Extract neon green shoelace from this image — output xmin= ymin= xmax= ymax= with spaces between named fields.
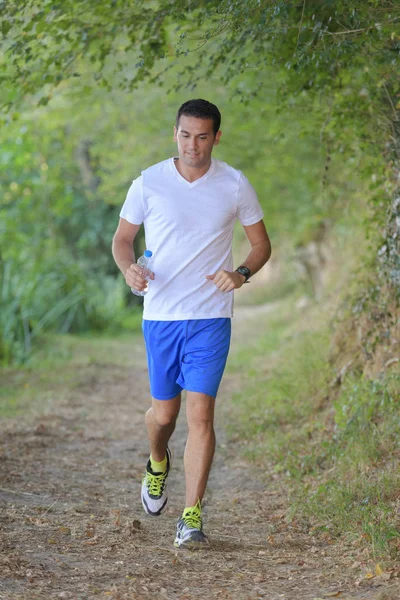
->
xmin=145 ymin=471 xmax=167 ymax=496
xmin=182 ymin=502 xmax=202 ymax=529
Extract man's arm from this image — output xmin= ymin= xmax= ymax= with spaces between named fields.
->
xmin=112 ymin=218 xmax=154 ymax=293
xmin=237 ymin=219 xmax=271 ymax=280
xmin=206 ymin=220 xmax=271 ymax=292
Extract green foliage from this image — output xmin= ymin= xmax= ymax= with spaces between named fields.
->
xmin=1 ymin=0 xmax=398 ymax=290
xmin=0 ymin=257 xmax=83 ymax=363
xmin=300 ymin=373 xmax=400 ymax=558
xmin=0 ymin=1 xmax=398 ymax=371
xmin=2 ymin=1 xmax=399 ymax=162
xmin=0 ymin=0 xmax=169 ymax=104
xmin=2 ymin=1 xmax=399 ymax=121
xmin=0 ymin=253 xmax=135 ymax=364
xmin=0 ymin=111 xmax=142 ymax=363
xmin=228 ymin=297 xmax=400 ymax=558
xmin=2 ymin=61 xmax=355 ymax=364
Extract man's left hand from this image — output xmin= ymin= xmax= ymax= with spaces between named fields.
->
xmin=205 ymin=270 xmax=245 ymax=292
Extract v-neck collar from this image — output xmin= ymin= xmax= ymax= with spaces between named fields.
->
xmin=171 ymin=157 xmax=215 ymax=187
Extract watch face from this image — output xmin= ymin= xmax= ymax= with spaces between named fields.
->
xmin=237 ymin=266 xmax=251 ymax=279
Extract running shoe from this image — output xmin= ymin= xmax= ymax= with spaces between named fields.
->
xmin=174 ymin=500 xmax=209 ymax=549
xmin=141 ymin=446 xmax=172 ymax=516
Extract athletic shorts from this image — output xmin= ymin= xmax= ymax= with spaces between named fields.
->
xmin=142 ymin=318 xmax=231 ymax=400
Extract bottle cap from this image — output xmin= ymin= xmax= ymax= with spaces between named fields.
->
xmin=144 ymin=250 xmax=153 ymax=257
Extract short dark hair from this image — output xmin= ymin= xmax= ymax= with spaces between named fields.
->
xmin=176 ymin=99 xmax=221 ymax=135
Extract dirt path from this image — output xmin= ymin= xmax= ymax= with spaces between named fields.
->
xmin=1 ymin=314 xmax=399 ymax=600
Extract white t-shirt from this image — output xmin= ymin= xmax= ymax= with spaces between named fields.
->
xmin=119 ymin=157 xmax=264 ymax=320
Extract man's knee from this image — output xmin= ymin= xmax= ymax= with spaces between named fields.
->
xmin=152 ymin=410 xmax=177 ymax=428
xmin=148 ymin=396 xmax=181 ymax=428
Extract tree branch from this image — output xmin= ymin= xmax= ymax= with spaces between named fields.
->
xmin=325 ymin=16 xmax=400 ymax=36
xmin=382 ymin=82 xmax=399 ymax=122
xmin=295 ymin=0 xmax=307 ymax=54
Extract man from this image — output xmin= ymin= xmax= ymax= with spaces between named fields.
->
xmin=112 ymin=99 xmax=271 ymax=549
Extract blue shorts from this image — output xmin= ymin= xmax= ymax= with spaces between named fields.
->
xmin=142 ymin=318 xmax=231 ymax=400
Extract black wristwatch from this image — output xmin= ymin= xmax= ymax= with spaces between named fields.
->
xmin=236 ymin=266 xmax=251 ymax=283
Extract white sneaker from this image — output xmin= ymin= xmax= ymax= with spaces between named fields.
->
xmin=174 ymin=500 xmax=209 ymax=549
xmin=141 ymin=446 xmax=172 ymax=516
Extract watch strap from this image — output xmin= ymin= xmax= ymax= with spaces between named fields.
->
xmin=236 ymin=266 xmax=251 ymax=283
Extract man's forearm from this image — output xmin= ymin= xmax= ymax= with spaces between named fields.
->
xmin=239 ymin=240 xmax=271 ymax=277
xmin=112 ymin=239 xmax=136 ymax=277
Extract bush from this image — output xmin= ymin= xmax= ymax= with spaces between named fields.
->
xmin=0 ymin=256 xmax=133 ymax=364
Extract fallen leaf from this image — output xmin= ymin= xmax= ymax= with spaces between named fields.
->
xmin=125 ymin=520 xmax=142 ymax=535
xmin=375 ymin=564 xmax=382 ymax=576
xmin=58 ymin=527 xmax=71 ymax=535
xmin=365 ymin=571 xmax=375 ymax=579
xmin=85 ymin=524 xmax=96 ymax=538
xmin=131 ymin=519 xmax=141 ymax=529
xmin=391 ymin=570 xmax=400 ymax=578
xmin=83 ymin=536 xmax=99 ymax=545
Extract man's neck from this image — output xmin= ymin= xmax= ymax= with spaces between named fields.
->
xmin=174 ymin=158 xmax=212 ymax=183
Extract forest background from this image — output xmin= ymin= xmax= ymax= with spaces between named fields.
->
xmin=1 ymin=0 xmax=400 ymax=565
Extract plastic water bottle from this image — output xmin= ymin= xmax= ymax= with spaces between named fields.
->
xmin=131 ymin=250 xmax=153 ymax=297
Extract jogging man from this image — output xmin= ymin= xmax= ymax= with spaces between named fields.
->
xmin=112 ymin=99 xmax=271 ymax=549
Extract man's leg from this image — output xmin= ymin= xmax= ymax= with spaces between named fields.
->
xmin=145 ymin=394 xmax=181 ymax=461
xmin=141 ymin=394 xmax=181 ymax=516
xmin=184 ymin=391 xmax=215 ymax=507
xmin=173 ymin=391 xmax=215 ymax=548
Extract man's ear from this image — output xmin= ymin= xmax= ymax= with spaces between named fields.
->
xmin=214 ymin=130 xmax=222 ymax=146
xmin=173 ymin=126 xmax=178 ymax=142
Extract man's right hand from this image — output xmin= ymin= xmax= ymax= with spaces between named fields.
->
xmin=124 ymin=263 xmax=155 ymax=292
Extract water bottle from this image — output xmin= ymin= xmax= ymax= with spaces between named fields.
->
xmin=131 ymin=250 xmax=153 ymax=297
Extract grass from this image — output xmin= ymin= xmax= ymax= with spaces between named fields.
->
xmin=0 ymin=328 xmax=142 ymax=419
xmin=227 ymin=296 xmax=400 ymax=560
xmin=227 ymin=300 xmax=333 ymax=461
xmin=297 ymin=373 xmax=400 ymax=557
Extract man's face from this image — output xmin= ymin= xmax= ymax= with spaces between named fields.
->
xmin=173 ymin=115 xmax=221 ymax=169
